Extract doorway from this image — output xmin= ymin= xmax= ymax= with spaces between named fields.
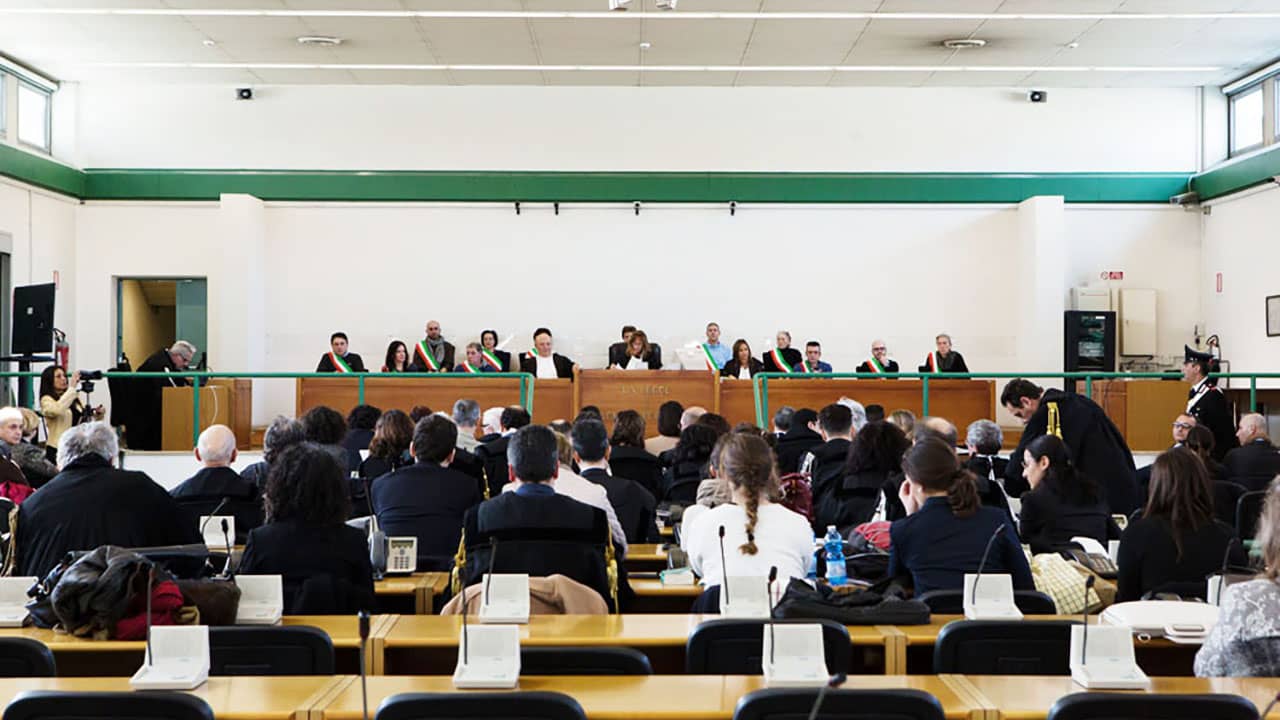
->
xmin=116 ymin=278 xmax=207 ymax=367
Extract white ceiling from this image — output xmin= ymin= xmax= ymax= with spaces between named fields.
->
xmin=1 ymin=0 xmax=1278 ymax=87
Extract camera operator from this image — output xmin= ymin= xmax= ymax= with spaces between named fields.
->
xmin=128 ymin=340 xmax=198 ymax=451
xmin=38 ymin=365 xmax=105 ymax=465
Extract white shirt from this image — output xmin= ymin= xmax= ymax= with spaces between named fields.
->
xmin=685 ymin=501 xmax=815 ymax=587
xmin=535 ymin=354 xmax=558 ymax=379
xmin=503 ymin=466 xmax=627 ymax=552
xmin=625 ymin=355 xmax=647 ymax=370
xmin=738 ymin=367 xmax=751 ymax=380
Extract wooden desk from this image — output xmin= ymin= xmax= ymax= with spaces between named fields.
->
xmin=721 ymin=379 xmax=995 ymax=430
xmin=376 ymin=573 xmax=448 ymax=614
xmin=1092 ymin=379 xmax=1191 ymax=452
xmin=296 ymin=376 xmax=528 ymax=419
xmin=319 ymin=675 xmax=978 ymax=720
xmin=577 ymin=370 xmax=719 ymax=432
xmin=627 ymin=543 xmax=669 ymax=571
xmin=958 ymin=675 xmax=1280 ymax=720
xmin=162 ymin=379 xmax=253 ymax=451
xmin=629 ymin=577 xmax=703 ymax=614
xmin=0 ymin=676 xmax=339 ymax=720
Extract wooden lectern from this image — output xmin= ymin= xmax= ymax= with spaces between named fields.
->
xmin=161 ymin=379 xmax=253 ymax=450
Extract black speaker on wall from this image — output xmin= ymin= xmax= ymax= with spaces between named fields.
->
xmin=12 ymin=283 xmax=55 ymax=356
xmin=1064 ymin=310 xmax=1116 ymax=374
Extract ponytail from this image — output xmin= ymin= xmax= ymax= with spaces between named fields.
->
xmin=947 ymin=468 xmax=980 ymax=518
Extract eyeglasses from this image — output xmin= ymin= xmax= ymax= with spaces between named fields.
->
xmin=1172 ymin=422 xmax=1194 ymax=430
xmin=872 ymin=347 xmax=887 ymax=353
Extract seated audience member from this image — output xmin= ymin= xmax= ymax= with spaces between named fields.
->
xmin=645 ymin=400 xmax=684 ymax=456
xmin=16 ymin=422 xmax=201 ymax=579
xmin=359 ymin=410 xmax=415 ymax=481
xmin=864 ymin=404 xmax=886 ymax=424
xmin=169 ymin=424 xmax=261 ymax=542
xmin=770 ymin=406 xmax=796 ymax=437
xmin=316 ymin=332 xmax=366 ymax=373
xmin=549 ymin=419 xmax=573 ymax=436
xmin=480 ymin=329 xmax=512 ymax=373
xmin=455 ymin=342 xmax=498 ymax=373
xmin=889 ymin=437 xmax=1034 ymax=596
xmin=519 ymin=327 xmax=577 ymax=379
xmin=606 ymin=325 xmax=637 ymax=368
xmin=1196 ymin=477 xmax=1280 ymax=677
xmin=409 ymin=320 xmax=455 ymax=372
xmin=963 ymin=419 xmax=1015 ymax=518
xmin=1224 ymin=413 xmax=1280 ymax=492
xmin=914 ymin=416 xmax=958 ymax=449
xmin=576 ymin=406 xmax=604 ymax=423
xmin=1018 ymin=435 xmax=1120 ymax=554
xmin=795 ymin=341 xmax=832 ymax=373
xmin=686 ymin=432 xmax=815 ymax=592
xmin=381 ymin=340 xmax=410 ymax=373
xmin=857 ymin=339 xmax=899 ymax=375
xmin=801 ymin=403 xmax=856 ymax=489
xmin=343 ymin=404 xmax=382 ymax=470
xmin=681 ymin=434 xmax=734 ymax=549
xmin=615 ymin=329 xmax=662 ymax=370
xmin=372 ymin=415 xmax=483 ymax=570
xmin=475 ymin=406 xmax=532 ymax=498
xmin=720 ymin=339 xmax=764 ymax=380
xmin=1137 ymin=413 xmax=1197 ymax=495
xmin=659 ymin=405 xmax=708 ymax=467
xmin=303 ymin=406 xmax=354 ymax=473
xmin=816 ymin=420 xmax=910 ymax=533
xmin=696 ymin=412 xmax=732 ymax=439
xmin=762 ymin=331 xmax=803 ymax=374
xmin=574 ymin=419 xmax=660 ymax=544
xmin=409 ymin=405 xmax=433 ymax=423
xmin=775 ymin=408 xmax=823 ymax=475
xmin=663 ymin=424 xmax=719 ymax=504
xmin=0 ymin=407 xmax=56 ymax=487
xmin=608 ymin=410 xmax=664 ymax=499
xmin=239 ymin=443 xmax=375 ymax=614
xmin=241 ymin=416 xmax=305 ymax=489
xmin=888 ymin=408 xmax=916 ymax=438
xmin=479 ymin=406 xmax=503 ymax=442
xmin=1183 ymin=425 xmax=1226 ymax=483
xmin=1118 ymin=447 xmax=1247 ymax=602
xmin=452 ymin=399 xmax=482 ymax=452
xmin=918 ymin=333 xmax=969 ymax=374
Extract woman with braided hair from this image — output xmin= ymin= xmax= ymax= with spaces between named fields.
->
xmin=685 ymin=432 xmax=815 ymax=594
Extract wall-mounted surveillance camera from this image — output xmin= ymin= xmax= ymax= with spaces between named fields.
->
xmin=1027 ymin=89 xmax=1047 ymax=103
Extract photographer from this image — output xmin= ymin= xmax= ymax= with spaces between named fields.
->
xmin=38 ymin=365 xmax=105 ymax=464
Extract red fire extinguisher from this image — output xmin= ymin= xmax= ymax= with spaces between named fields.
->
xmin=53 ymin=329 xmax=69 ymax=368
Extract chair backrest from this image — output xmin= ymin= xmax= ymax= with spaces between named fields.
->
xmin=3 ymin=691 xmax=215 ymax=720
xmin=1213 ymin=482 xmax=1248 ymax=526
xmin=933 ymin=620 xmax=1075 ymax=675
xmin=519 ymin=647 xmax=652 ymax=675
xmin=685 ymin=618 xmax=852 ymax=674
xmin=1237 ymin=491 xmax=1266 ymax=540
xmin=917 ymin=589 xmax=1058 ymax=615
xmin=461 ymin=530 xmax=615 ymax=612
xmin=1046 ymin=692 xmax=1259 ymax=720
xmin=733 ymin=688 xmax=945 ymax=720
xmin=663 ymin=479 xmax=701 ymax=505
xmin=375 ymin=691 xmax=586 ymax=720
xmin=175 ymin=497 xmax=263 ymax=545
xmin=208 ymin=625 xmax=334 ymax=675
xmin=0 ymin=638 xmax=56 ymax=677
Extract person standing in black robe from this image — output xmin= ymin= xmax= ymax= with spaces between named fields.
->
xmin=1182 ymin=345 xmax=1235 ymax=462
xmin=918 ymin=333 xmax=970 ymax=374
xmin=128 ymin=341 xmax=197 ymax=451
xmin=1001 ymin=377 xmax=1139 ymax=514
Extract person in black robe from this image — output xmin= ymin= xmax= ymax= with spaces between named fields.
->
xmin=128 ymin=341 xmax=197 ymax=451
xmin=1182 ymin=345 xmax=1235 ymax=462
xmin=918 ymin=333 xmax=970 ymax=374
xmin=1001 ymin=378 xmax=1139 ymax=514
xmin=480 ymin=330 xmax=513 ymax=373
xmin=761 ymin=331 xmax=803 ymax=373
xmin=606 ymin=325 xmax=637 ymax=368
xmin=856 ymin=340 xmax=900 ymax=374
xmin=518 ymin=328 xmax=576 ymax=379
xmin=315 ymin=332 xmax=366 ymax=373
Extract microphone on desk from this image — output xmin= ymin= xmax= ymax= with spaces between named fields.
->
xmin=718 ymin=525 xmax=730 ymax=609
xmin=1261 ymin=691 xmax=1280 ymax=719
xmin=483 ymin=537 xmax=499 ymax=606
xmin=804 ymin=672 xmax=848 ymax=720
xmin=1080 ymin=575 xmax=1096 ymax=666
xmin=365 ymin=483 xmax=387 ymax=581
xmin=358 ymin=610 xmax=371 ymax=720
xmin=143 ymin=562 xmax=156 ymax=668
xmin=460 ymin=563 xmax=472 ymax=664
xmin=219 ymin=518 xmax=234 ymax=579
xmin=199 ymin=497 xmax=230 ymax=535
xmin=970 ymin=522 xmax=1007 ymax=607
xmin=766 ymin=566 xmax=778 ymax=665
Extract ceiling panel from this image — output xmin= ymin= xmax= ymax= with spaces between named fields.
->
xmin=346 ymin=68 xmax=455 ymax=83
xmin=542 ymin=69 xmax=641 ymax=84
xmin=732 ymin=70 xmax=840 ymax=86
xmin=248 ymin=68 xmax=360 ymax=83
xmin=416 ymin=19 xmax=540 ymax=63
xmin=994 ymin=0 xmax=1125 ymax=10
xmin=827 ymin=70 xmax=934 ymax=86
xmin=446 ymin=68 xmax=547 ymax=84
xmin=740 ymin=19 xmax=868 ymax=66
xmin=640 ymin=19 xmax=756 ymax=64
xmin=876 ymin=0 xmax=1004 ymax=10
xmin=530 ymin=18 xmax=639 ymax=64
xmin=923 ymin=70 xmax=1036 ymax=86
xmin=639 ymin=70 xmax=735 ymax=86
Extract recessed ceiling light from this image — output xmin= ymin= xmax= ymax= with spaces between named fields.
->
xmin=942 ymin=38 xmax=987 ymax=49
xmin=639 ymin=41 xmax=651 ymax=50
xmin=296 ymin=35 xmax=342 ymax=46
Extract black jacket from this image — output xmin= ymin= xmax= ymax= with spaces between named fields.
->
xmin=372 ymin=462 xmax=483 ymax=570
xmin=358 ymin=451 xmax=413 ymax=482
xmin=918 ymin=351 xmax=969 ymax=374
xmin=16 ymin=455 xmax=201 ymax=579
xmin=475 ymin=435 xmax=513 ymax=498
xmin=316 ymin=352 xmax=366 ymax=373
xmin=408 ymin=340 xmax=456 ymax=372
xmin=608 ymin=343 xmax=664 ymax=370
xmin=761 ymin=347 xmax=802 ymax=373
xmin=856 ymin=359 xmax=900 ymax=374
xmin=519 ymin=353 xmax=576 ymax=379
xmin=238 ymin=519 xmax=375 ymax=615
xmin=169 ymin=466 xmax=263 ymax=544
xmin=805 ymin=438 xmax=851 ymax=495
xmin=720 ymin=357 xmax=764 ymax=379
xmin=342 ymin=429 xmax=374 ymax=471
xmin=487 ymin=349 xmax=513 ymax=373
xmin=607 ymin=445 xmax=664 ymax=499
xmin=128 ymin=349 xmax=191 ymax=451
xmin=814 ymin=466 xmax=900 ymax=535
xmin=1116 ymin=516 xmax=1247 ymax=602
xmin=1188 ymin=384 xmax=1237 ymax=462
xmin=1018 ymin=484 xmax=1121 ymax=554
xmin=581 ymin=467 xmax=660 ymax=544
xmin=1223 ymin=439 xmax=1280 ymax=492
xmin=775 ymin=427 xmax=823 ymax=476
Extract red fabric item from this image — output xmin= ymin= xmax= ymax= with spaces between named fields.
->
xmin=114 ymin=580 xmax=184 ymax=640
xmin=0 ymin=481 xmax=33 ymax=505
xmin=853 ymin=521 xmax=892 ymax=551
xmin=777 ymin=472 xmax=813 ymax=522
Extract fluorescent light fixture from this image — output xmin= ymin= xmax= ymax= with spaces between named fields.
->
xmin=85 ymin=62 xmax=1220 ymax=73
xmin=1223 ymin=58 xmax=1280 ymax=95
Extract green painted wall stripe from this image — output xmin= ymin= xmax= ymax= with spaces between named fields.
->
xmin=0 ymin=143 xmax=85 ymax=197
xmin=1189 ymin=144 xmax=1280 ymax=200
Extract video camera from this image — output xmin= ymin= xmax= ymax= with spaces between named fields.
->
xmin=78 ymin=370 xmax=104 ymax=393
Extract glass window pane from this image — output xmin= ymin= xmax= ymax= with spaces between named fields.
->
xmin=1232 ymin=87 xmax=1264 ymax=153
xmin=17 ymin=82 xmax=50 ymax=151
xmin=0 ymin=72 xmax=6 ymax=135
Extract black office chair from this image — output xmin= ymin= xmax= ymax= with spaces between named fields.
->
xmin=733 ymin=688 xmax=945 ymax=720
xmin=375 ymin=692 xmax=586 ymax=720
xmin=916 ymin=589 xmax=1058 ymax=615
xmin=933 ymin=620 xmax=1075 ymax=675
xmin=662 ymin=479 xmax=701 ymax=505
xmin=1237 ymin=491 xmax=1266 ymax=540
xmin=520 ymin=647 xmax=652 ymax=675
xmin=208 ymin=626 xmax=334 ymax=675
xmin=3 ymin=691 xmax=214 ymax=720
xmin=1046 ymin=692 xmax=1260 ymax=720
xmin=0 ymin=638 xmax=56 ymax=677
xmin=1213 ymin=482 xmax=1248 ymax=527
xmin=686 ymin=618 xmax=851 ymax=675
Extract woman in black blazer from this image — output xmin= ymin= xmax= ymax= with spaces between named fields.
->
xmin=1018 ymin=434 xmax=1120 ymax=553
xmin=720 ymin=339 xmax=764 ymax=379
xmin=480 ymin=329 xmax=513 ymax=373
xmin=239 ymin=442 xmax=376 ymax=615
xmin=613 ymin=329 xmax=662 ymax=370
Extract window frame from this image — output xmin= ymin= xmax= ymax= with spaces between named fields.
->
xmin=0 ymin=71 xmax=7 ymax=138
xmin=1229 ymin=82 xmax=1266 ymax=157
xmin=15 ymin=78 xmax=52 ymax=154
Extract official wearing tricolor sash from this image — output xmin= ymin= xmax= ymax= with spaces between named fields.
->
xmin=316 ymin=332 xmax=366 ymax=373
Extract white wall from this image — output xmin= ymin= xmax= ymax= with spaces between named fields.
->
xmin=72 ymin=84 xmax=1199 ymax=172
xmin=0 ymin=178 xmax=77 ymax=368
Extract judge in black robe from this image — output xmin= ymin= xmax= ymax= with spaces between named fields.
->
xmin=480 ymin=330 xmax=513 ymax=372
xmin=918 ymin=334 xmax=969 ymax=374
xmin=1183 ymin=345 xmax=1235 ymax=461
xmin=129 ymin=345 xmax=194 ymax=451
xmin=316 ymin=353 xmax=365 ymax=372
xmin=856 ymin=340 xmax=899 ymax=375
xmin=762 ymin=347 xmax=802 ymax=373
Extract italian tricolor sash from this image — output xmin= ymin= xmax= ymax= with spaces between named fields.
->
xmin=865 ymin=357 xmax=887 ymax=374
xmin=924 ymin=352 xmax=940 ymax=374
xmin=481 ymin=349 xmax=503 ymax=370
xmin=328 ymin=352 xmax=353 ymax=373
xmin=700 ymin=344 xmax=717 ymax=371
xmin=769 ymin=349 xmax=794 ymax=373
xmin=415 ymin=341 xmax=442 ymax=371
xmin=798 ymin=360 xmax=814 ymax=374
xmin=460 ymin=361 xmax=482 ymax=374
xmin=525 ymin=348 xmax=537 ymax=359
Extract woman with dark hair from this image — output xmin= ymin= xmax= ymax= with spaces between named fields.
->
xmin=1018 ymin=434 xmax=1120 ymax=554
xmin=813 ymin=421 xmax=910 ymax=533
xmin=645 ymin=400 xmax=683 ymax=456
xmin=1118 ymin=447 xmax=1247 ymax=602
xmin=662 ymin=424 xmax=719 ymax=504
xmin=381 ymin=340 xmax=409 ymax=373
xmin=616 ymin=329 xmax=661 ymax=370
xmin=238 ymin=443 xmax=375 ymax=614
xmin=38 ymin=365 xmax=103 ymax=463
xmin=889 ymin=437 xmax=1034 ymax=596
xmin=480 ymin=329 xmax=512 ymax=373
xmin=359 ymin=410 xmax=414 ymax=480
xmin=608 ymin=410 xmax=663 ymax=498
xmin=241 ymin=416 xmax=305 ymax=489
xmin=302 ymin=405 xmax=353 ymax=476
xmin=720 ymin=339 xmax=763 ymax=380
xmin=1183 ymin=424 xmax=1227 ymax=483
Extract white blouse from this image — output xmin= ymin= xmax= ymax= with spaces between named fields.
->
xmin=685 ymin=501 xmax=815 ymax=587
xmin=535 ymin=355 xmax=558 ymax=379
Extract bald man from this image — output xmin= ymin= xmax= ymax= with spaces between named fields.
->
xmin=410 ymin=320 xmax=456 ymax=372
xmin=169 ymin=424 xmax=262 ymax=542
xmin=1223 ymin=414 xmax=1280 ymax=492
xmin=856 ymin=340 xmax=900 ymax=375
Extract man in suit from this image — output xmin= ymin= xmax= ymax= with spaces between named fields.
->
xmin=409 ymin=320 xmax=455 ymax=372
xmin=796 ymin=341 xmax=832 ymax=373
xmin=372 ymin=415 xmax=483 ymax=570
xmin=1183 ymin=345 xmax=1235 ymax=461
xmin=763 ymin=330 xmax=803 ymax=373
xmin=1002 ymin=378 xmax=1139 ymax=513
xmin=572 ymin=418 xmax=659 ymax=544
xmin=128 ymin=340 xmax=197 ymax=450
xmin=454 ymin=342 xmax=498 ymax=373
xmin=856 ymin=340 xmax=900 ymax=375
xmin=519 ymin=327 xmax=577 ymax=379
xmin=919 ymin=333 xmax=969 ymax=374
xmin=1136 ymin=413 xmax=1196 ymax=495
xmin=1223 ymin=413 xmax=1280 ymax=492
xmin=802 ymin=403 xmax=855 ymax=498
xmin=607 ymin=325 xmax=637 ymax=368
xmin=475 ymin=406 xmax=531 ymax=498
xmin=169 ymin=424 xmax=261 ymax=543
xmin=316 ymin=332 xmax=366 ymax=373
xmin=775 ymin=408 xmax=823 ymax=475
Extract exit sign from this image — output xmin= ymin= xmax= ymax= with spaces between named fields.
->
xmin=1099 ymin=271 xmax=1124 ymax=280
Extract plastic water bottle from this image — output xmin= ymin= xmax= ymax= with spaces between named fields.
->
xmin=824 ymin=525 xmax=847 ymax=587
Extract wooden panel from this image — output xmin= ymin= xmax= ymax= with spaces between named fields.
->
xmin=1094 ymin=379 xmax=1191 ymax=452
xmin=296 ymin=376 xmax=527 ymax=418
xmin=161 ymin=379 xmax=252 ymax=451
xmin=963 ymin=675 xmax=1280 ymax=720
xmin=532 ymin=378 xmax=574 ymax=424
xmin=578 ymin=370 xmax=718 ymax=431
xmin=0 ymin=677 xmax=339 ymax=720
xmin=731 ymin=379 xmax=995 ymax=431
